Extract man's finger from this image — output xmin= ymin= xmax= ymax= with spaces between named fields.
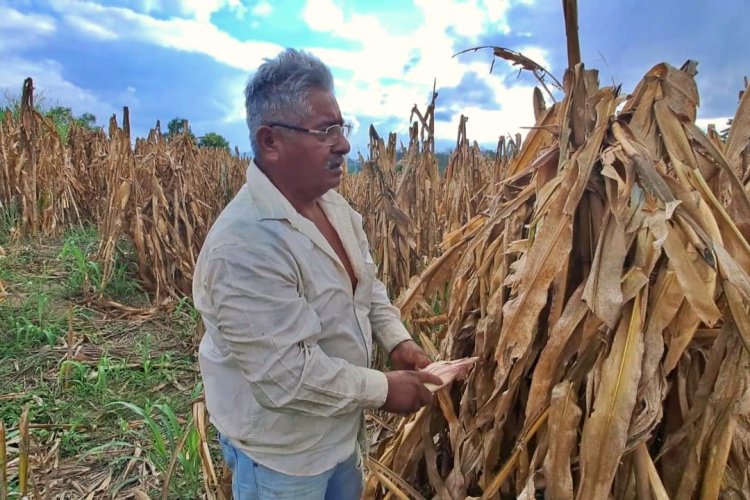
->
xmin=413 ymin=355 xmax=432 ymax=370
xmin=418 ymin=384 xmax=434 ymax=405
xmin=416 ymin=370 xmax=444 ymax=386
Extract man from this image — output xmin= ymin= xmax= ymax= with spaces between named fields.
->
xmin=193 ymin=48 xmax=442 ymax=499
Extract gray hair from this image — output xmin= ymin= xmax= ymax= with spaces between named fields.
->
xmin=244 ymin=48 xmax=334 ymax=156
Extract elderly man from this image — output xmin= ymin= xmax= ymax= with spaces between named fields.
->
xmin=193 ymin=48 xmax=441 ymax=499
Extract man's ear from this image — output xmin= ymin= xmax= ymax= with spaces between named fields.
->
xmin=256 ymin=126 xmax=280 ymax=163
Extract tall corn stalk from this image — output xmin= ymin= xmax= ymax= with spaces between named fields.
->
xmin=365 ymin=61 xmax=750 ymax=499
xmin=0 ymin=78 xmax=84 ymax=237
xmin=95 ymin=122 xmax=247 ymax=303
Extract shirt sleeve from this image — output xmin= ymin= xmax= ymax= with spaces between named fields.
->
xmin=350 ymin=208 xmax=413 ymax=354
xmin=203 ymin=243 xmax=388 ymax=417
xmin=366 ymin=254 xmax=413 ymax=354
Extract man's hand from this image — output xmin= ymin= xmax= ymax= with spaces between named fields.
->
xmin=381 ymin=370 xmax=444 ymax=415
xmin=389 ymin=340 xmax=432 ymax=370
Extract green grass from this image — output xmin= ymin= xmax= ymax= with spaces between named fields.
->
xmin=57 ymin=225 xmax=147 ymax=303
xmin=0 ymin=198 xmax=19 ymax=245
xmin=0 ymin=226 xmax=216 ymax=498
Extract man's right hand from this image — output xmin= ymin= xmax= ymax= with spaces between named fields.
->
xmin=381 ymin=370 xmax=444 ymax=415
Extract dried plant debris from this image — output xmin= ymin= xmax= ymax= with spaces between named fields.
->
xmin=364 ymin=63 xmax=750 ymax=499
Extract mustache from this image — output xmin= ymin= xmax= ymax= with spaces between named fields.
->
xmin=325 ymin=157 xmax=345 ymax=169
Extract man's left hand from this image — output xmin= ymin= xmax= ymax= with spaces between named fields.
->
xmin=389 ymin=340 xmax=433 ymax=371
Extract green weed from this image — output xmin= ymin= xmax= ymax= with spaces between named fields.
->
xmin=94 ymin=355 xmax=111 ymax=393
xmin=4 ymin=293 xmax=65 ymax=350
xmin=0 ymin=236 xmax=206 ymax=496
xmin=57 ymin=360 xmax=90 ymax=391
xmin=0 ymin=198 xmax=19 ymax=243
xmin=110 ymin=395 xmax=203 ymax=497
xmin=58 ymin=225 xmax=145 ymax=301
xmin=173 ymin=296 xmax=200 ymax=323
xmin=59 ymin=238 xmax=102 ymax=295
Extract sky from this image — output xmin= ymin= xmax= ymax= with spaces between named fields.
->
xmin=0 ymin=0 xmax=747 ymax=156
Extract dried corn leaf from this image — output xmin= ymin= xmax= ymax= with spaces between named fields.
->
xmin=577 ymin=293 xmax=645 ymax=499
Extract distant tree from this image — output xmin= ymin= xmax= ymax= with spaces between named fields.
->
xmin=346 ymin=156 xmax=361 ymax=173
xmin=435 ymin=151 xmax=451 ymax=171
xmin=76 ymin=112 xmax=97 ymax=129
xmin=0 ymin=93 xmax=17 ymax=123
xmin=0 ymin=92 xmax=97 ymax=136
xmin=198 ymin=132 xmax=230 ymax=150
xmin=45 ymin=106 xmax=98 ymax=140
xmin=47 ymin=105 xmax=75 ymax=126
xmin=167 ymin=117 xmax=195 ymax=139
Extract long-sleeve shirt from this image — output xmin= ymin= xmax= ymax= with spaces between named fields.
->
xmin=192 ymin=161 xmax=412 ymax=476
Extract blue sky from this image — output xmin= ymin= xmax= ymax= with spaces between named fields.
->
xmin=1 ymin=0 xmax=746 ymax=155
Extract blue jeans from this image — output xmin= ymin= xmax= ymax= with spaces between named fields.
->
xmin=219 ymin=434 xmax=364 ymax=499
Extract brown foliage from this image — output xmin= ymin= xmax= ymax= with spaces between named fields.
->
xmin=0 ymin=79 xmax=249 ymax=305
xmin=364 ymin=63 xmax=750 ymax=499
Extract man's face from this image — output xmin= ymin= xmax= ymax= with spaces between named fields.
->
xmin=276 ymin=89 xmax=351 ymax=199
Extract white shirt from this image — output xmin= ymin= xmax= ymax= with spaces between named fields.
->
xmin=193 ymin=161 xmax=411 ymax=475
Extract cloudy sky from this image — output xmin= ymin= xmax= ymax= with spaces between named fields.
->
xmin=1 ymin=0 xmax=746 ymax=155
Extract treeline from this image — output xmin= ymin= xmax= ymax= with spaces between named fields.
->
xmin=0 ymin=91 xmax=232 ymax=150
xmin=346 ymin=148 xmax=497 ymax=173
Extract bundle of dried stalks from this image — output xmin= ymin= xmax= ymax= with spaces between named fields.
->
xmin=0 ymin=78 xmax=85 ymax=237
xmin=342 ymin=92 xmax=516 ymax=298
xmin=438 ymin=115 xmax=518 ymax=237
xmin=95 ymin=126 xmax=247 ymax=302
xmin=67 ymin=121 xmax=116 ymax=223
xmin=0 ymin=79 xmax=249 ymax=304
xmin=365 ymin=62 xmax=750 ymax=499
xmin=347 ymin=125 xmax=418 ymax=295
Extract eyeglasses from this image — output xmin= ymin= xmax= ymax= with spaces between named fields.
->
xmin=268 ymin=122 xmax=352 ymax=145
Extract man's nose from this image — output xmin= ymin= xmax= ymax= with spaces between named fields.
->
xmin=331 ymin=133 xmax=351 ymax=155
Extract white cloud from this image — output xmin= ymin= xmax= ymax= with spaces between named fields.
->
xmin=437 ymin=85 xmax=537 ymax=144
xmin=513 ymin=45 xmax=552 ymax=73
xmin=411 ymin=0 xmax=512 ymax=38
xmin=0 ymin=5 xmax=56 ymax=51
xmin=695 ymin=116 xmax=732 ymax=131
xmin=302 ymin=0 xmax=344 ymax=33
xmin=11 ymin=0 xmax=540 ymax=148
xmin=0 ymin=56 xmax=114 ymax=121
xmin=298 ymin=0 xmax=539 ymax=145
xmin=0 ymin=5 xmax=56 ymax=33
xmin=46 ymin=0 xmax=282 ymax=72
xmin=65 ymin=15 xmax=118 ymax=40
xmin=220 ymin=74 xmax=250 ymax=123
xmin=139 ymin=0 xmax=162 ymax=13
xmin=251 ymin=0 xmax=272 ymax=17
xmin=175 ymin=0 xmax=248 ymax=21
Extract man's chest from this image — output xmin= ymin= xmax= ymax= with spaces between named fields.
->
xmin=308 ymin=207 xmax=359 ymax=292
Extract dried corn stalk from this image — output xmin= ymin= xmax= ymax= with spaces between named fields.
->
xmin=96 ymin=124 xmax=247 ymax=302
xmin=0 ymin=78 xmax=85 ymax=237
xmin=366 ymin=62 xmax=750 ymax=499
xmin=0 ymin=81 xmax=249 ymax=305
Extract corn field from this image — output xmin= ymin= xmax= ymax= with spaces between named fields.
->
xmin=0 ymin=78 xmax=248 ymax=307
xmin=2 ymin=37 xmax=750 ymax=500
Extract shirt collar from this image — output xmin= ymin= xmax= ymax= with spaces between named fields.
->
xmin=246 ymin=160 xmax=357 ymax=273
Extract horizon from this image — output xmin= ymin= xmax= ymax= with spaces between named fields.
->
xmin=1 ymin=1 xmax=745 ymax=155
